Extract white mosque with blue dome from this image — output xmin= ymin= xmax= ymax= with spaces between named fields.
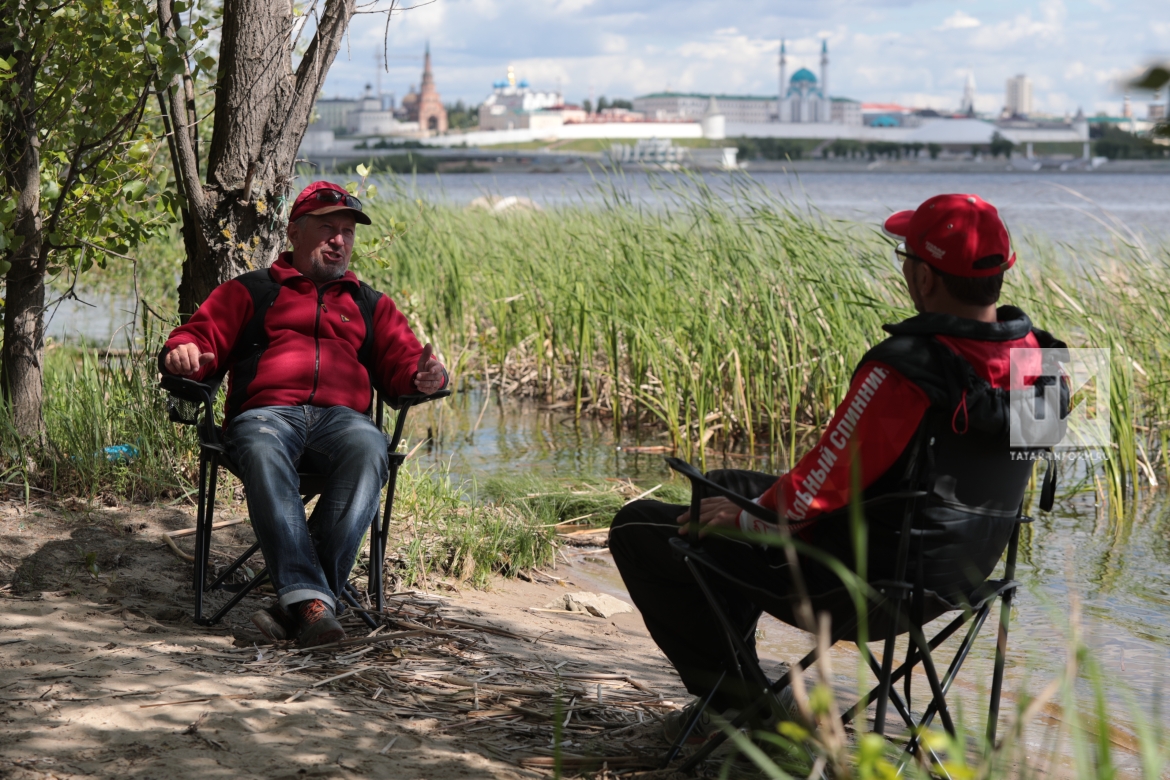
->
xmin=633 ymin=39 xmax=860 ymax=126
xmin=777 ymin=40 xmax=834 ymax=123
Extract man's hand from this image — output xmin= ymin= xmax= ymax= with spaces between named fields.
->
xmin=164 ymin=343 xmax=214 ymax=377
xmin=412 ymin=343 xmax=447 ymax=395
xmin=676 ymin=496 xmax=742 ymax=537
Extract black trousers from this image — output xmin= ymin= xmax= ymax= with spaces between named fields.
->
xmin=609 ymin=469 xmax=840 ymax=712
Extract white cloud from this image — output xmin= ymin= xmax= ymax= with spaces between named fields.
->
xmin=938 ymin=11 xmax=980 ymax=31
xmin=1064 ymin=61 xmax=1086 ymax=80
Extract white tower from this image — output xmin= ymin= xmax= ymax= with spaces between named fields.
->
xmin=961 ymin=71 xmax=976 ymax=116
xmin=778 ymin=39 xmax=787 ymax=122
xmin=820 ymin=40 xmax=829 ymax=99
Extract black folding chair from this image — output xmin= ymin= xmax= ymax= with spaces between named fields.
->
xmin=160 ymin=373 xmax=450 ymax=628
xmin=659 ymin=453 xmax=1050 ymax=772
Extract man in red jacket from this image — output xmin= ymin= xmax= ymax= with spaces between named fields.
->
xmin=610 ymin=194 xmax=1064 ymax=739
xmin=161 ymin=182 xmax=447 ymax=646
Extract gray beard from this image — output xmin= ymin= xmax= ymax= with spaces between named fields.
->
xmin=306 ymin=256 xmax=348 ymax=282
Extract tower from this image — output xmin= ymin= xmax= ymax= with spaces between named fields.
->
xmin=778 ymin=39 xmax=787 ymax=121
xmin=416 ymin=41 xmax=448 ymax=134
xmin=820 ymin=40 xmax=828 ymax=101
xmin=961 ymin=71 xmax=976 ymax=116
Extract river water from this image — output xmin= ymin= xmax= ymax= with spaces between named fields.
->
xmin=403 ymin=390 xmax=1170 ymax=770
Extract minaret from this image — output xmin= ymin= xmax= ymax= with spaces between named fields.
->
xmin=778 ymin=39 xmax=787 ymax=122
xmin=820 ymin=40 xmax=829 ymax=98
xmin=961 ymin=71 xmax=976 ymax=116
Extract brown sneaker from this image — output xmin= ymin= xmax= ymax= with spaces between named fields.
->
xmin=250 ymin=604 xmax=295 ymax=643
xmin=294 ymin=599 xmax=346 ymax=647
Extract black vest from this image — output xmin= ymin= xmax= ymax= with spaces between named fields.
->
xmin=810 ymin=306 xmax=1067 ymax=601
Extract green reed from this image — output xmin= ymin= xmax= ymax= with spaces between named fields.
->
xmin=343 ymin=177 xmax=1170 ymax=512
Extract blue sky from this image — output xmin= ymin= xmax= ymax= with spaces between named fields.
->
xmin=322 ymin=0 xmax=1168 ymax=116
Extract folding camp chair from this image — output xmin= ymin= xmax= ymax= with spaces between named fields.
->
xmin=160 ymin=373 xmax=451 ymax=628
xmin=659 ymin=452 xmax=1051 ymax=772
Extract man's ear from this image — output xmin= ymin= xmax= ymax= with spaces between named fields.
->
xmin=915 ymin=261 xmax=937 ymax=298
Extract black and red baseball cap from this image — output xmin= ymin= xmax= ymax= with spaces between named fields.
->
xmin=882 ymin=194 xmax=1015 ymax=278
xmin=289 ymin=181 xmax=371 ymax=225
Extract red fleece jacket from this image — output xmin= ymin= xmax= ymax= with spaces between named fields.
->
xmin=162 ymin=255 xmax=427 ymax=416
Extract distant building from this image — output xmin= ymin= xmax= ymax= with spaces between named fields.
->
xmin=314 ymin=97 xmax=361 ymax=132
xmin=402 ymin=44 xmax=447 ymax=134
xmin=861 ymin=103 xmax=917 ymax=128
xmin=776 ymin=40 xmax=835 ymax=123
xmin=1005 ymin=74 xmax=1033 ymax=117
xmin=960 ymin=72 xmax=976 ymax=116
xmin=479 ymin=66 xmax=564 ymax=131
xmin=831 ymin=98 xmax=862 ymax=125
xmin=346 ymin=85 xmax=400 ymax=136
xmin=632 ymin=93 xmax=773 ymax=123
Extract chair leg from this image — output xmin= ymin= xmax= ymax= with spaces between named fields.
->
xmin=873 ymin=585 xmax=905 ymax=735
xmin=375 ymin=459 xmax=403 ymax=612
xmin=207 ymin=541 xmax=262 ymax=591
xmin=343 ymin=584 xmax=379 ymax=630
xmin=987 ymin=524 xmax=1021 ymax=747
xmin=192 ymin=453 xmax=212 ymax=624
xmin=683 ymin=557 xmax=772 ymax=697
xmin=676 ymin=627 xmax=847 ymax=774
xmin=902 ymin=603 xmax=992 ymax=758
xmin=660 ymin=670 xmax=727 ymax=769
xmin=208 ymin=568 xmax=269 ymax=625
xmin=909 ymin=624 xmax=955 ymax=736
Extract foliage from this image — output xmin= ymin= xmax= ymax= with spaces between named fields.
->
xmin=445 ymin=100 xmax=479 ymax=130
xmin=0 ymin=0 xmax=187 ymax=278
xmin=734 ymin=136 xmax=811 ymax=161
xmin=989 ymin=132 xmax=1015 ymax=159
xmin=1094 ymin=126 xmax=1170 ymax=159
xmin=0 ymin=338 xmax=198 ymax=503
xmin=1130 ymin=63 xmax=1169 ymax=138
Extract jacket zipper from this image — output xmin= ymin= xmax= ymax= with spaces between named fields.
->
xmin=306 ymin=281 xmax=336 ymax=405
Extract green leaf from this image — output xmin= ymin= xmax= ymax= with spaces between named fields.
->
xmin=47 ymin=232 xmax=62 ymax=246
xmin=122 ymin=180 xmax=146 ymax=200
xmin=355 ymin=163 xmax=369 ymax=177
xmin=366 ymin=184 xmax=378 ymax=199
xmin=344 ymin=181 xmax=359 ymax=195
xmin=0 ymin=58 xmax=12 ymax=71
xmin=176 ymin=26 xmax=194 ymax=42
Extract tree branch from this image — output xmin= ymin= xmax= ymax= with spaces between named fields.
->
xmin=156 ymin=0 xmax=207 ymax=220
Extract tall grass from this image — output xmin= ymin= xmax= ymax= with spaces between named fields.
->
xmin=346 ymin=177 xmax=1170 ymax=510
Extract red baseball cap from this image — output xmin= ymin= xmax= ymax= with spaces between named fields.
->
xmin=289 ymin=181 xmax=371 ymax=225
xmin=882 ymin=194 xmax=1015 ymax=278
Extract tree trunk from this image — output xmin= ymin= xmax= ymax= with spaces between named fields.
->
xmin=0 ymin=42 xmax=46 ymax=438
xmin=164 ymin=0 xmax=357 ymax=317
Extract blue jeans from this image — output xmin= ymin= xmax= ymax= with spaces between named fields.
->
xmin=225 ymin=405 xmax=389 ymax=612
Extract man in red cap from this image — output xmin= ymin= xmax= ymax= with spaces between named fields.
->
xmin=160 ymin=182 xmax=448 ymax=646
xmin=609 ymin=194 xmax=1066 ymax=738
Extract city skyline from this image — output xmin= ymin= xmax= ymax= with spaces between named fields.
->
xmin=319 ymin=0 xmax=1167 ymax=117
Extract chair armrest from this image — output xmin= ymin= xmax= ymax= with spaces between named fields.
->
xmin=664 ymin=456 xmax=928 ymax=530
xmin=159 ymin=373 xmax=218 ymax=407
xmin=382 ymin=388 xmax=453 ymax=411
xmin=664 ymin=456 xmax=779 ymax=525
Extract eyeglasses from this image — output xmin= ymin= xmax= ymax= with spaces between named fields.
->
xmin=309 ymin=188 xmax=363 ymax=211
xmin=893 ymin=242 xmax=918 ymax=272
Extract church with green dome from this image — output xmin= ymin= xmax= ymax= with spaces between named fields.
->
xmin=777 ymin=40 xmax=834 ymax=123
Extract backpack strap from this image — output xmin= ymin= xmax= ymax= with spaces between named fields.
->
xmin=223 ymin=269 xmax=283 ymax=420
xmin=352 ymin=282 xmax=383 ymax=374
